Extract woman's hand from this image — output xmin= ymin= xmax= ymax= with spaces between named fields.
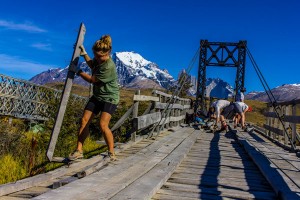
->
xmin=79 ymin=45 xmax=88 ymax=56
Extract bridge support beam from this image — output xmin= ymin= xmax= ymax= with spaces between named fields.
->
xmin=195 ymin=40 xmax=247 ymax=114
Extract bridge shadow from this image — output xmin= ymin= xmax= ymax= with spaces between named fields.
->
xmin=247 ymin=130 xmax=265 ymax=143
xmin=197 ymin=129 xmax=278 ymax=199
xmin=224 ymin=130 xmax=287 ymax=199
xmin=198 ymin=132 xmax=222 ymax=199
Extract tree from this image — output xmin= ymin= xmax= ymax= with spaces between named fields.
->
xmin=171 ymin=70 xmax=193 ymax=98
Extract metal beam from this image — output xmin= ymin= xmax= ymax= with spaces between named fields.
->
xmin=195 ymin=40 xmax=247 ymax=113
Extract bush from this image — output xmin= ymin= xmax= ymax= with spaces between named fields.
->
xmin=0 ymin=154 xmax=26 ymax=184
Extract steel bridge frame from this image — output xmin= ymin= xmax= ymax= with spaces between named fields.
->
xmin=195 ymin=40 xmax=247 ymax=113
xmin=0 ymin=74 xmax=88 ymax=121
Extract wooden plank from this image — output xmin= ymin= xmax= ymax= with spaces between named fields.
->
xmin=174 ymin=168 xmax=264 ymax=179
xmin=154 ymin=190 xmax=238 ymax=200
xmin=170 ymin=115 xmax=185 ymax=122
xmin=133 ymin=94 xmax=159 ymax=102
xmin=110 ymin=130 xmax=200 ymax=200
xmin=32 ymin=128 xmax=194 ymax=200
xmin=5 ymin=186 xmax=51 ymax=199
xmin=133 ymin=112 xmax=161 ymax=130
xmin=111 ymin=104 xmax=134 ymax=131
xmin=46 ymin=23 xmax=86 ymax=161
xmin=263 ymin=124 xmax=284 ymax=136
xmin=283 ymin=115 xmax=300 ymax=124
xmin=154 ymin=102 xmax=184 ymax=110
xmin=152 ymin=90 xmax=191 ymax=102
xmin=265 ymin=112 xmax=300 ymax=123
xmin=167 ymin=177 xmax=272 ymax=192
xmin=157 ymin=182 xmax=276 ymax=200
xmin=237 ymin=133 xmax=300 ymax=200
xmin=169 ymin=173 xmax=270 ymax=187
xmin=183 ymin=105 xmax=191 ymax=109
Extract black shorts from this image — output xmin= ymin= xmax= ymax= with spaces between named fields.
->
xmin=221 ymin=103 xmax=238 ymax=119
xmin=84 ymin=96 xmax=117 ymax=115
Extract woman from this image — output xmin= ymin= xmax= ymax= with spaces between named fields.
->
xmin=69 ymin=35 xmax=119 ymax=161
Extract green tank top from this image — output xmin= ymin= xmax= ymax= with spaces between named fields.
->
xmin=92 ymin=57 xmax=119 ymax=104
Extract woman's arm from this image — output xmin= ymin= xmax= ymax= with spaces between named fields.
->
xmin=77 ymin=72 xmax=104 ymax=86
xmin=79 ymin=45 xmax=93 ymax=69
xmin=82 ymin=54 xmax=94 ymax=69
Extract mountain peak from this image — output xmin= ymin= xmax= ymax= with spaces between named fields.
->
xmin=115 ymin=51 xmax=151 ymax=68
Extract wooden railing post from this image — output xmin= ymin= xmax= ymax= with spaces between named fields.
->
xmin=284 ymin=105 xmax=290 ymax=145
xmin=175 ymin=98 xmax=179 ymax=126
xmin=292 ymin=104 xmax=297 ymax=144
xmin=266 ymin=107 xmax=271 ymax=137
xmin=132 ymin=90 xmax=140 ymax=142
xmin=271 ymin=107 xmax=277 ymax=140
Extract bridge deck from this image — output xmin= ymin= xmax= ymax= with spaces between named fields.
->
xmin=153 ymin=130 xmax=276 ymax=200
xmin=2 ymin=126 xmax=300 ymax=200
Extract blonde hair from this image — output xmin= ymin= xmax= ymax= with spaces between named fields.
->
xmin=92 ymin=35 xmax=112 ymax=55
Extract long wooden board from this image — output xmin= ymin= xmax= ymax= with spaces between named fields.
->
xmin=46 ymin=23 xmax=86 ymax=161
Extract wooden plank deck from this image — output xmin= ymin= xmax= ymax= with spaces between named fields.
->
xmin=32 ymin=126 xmax=199 ymax=200
xmin=152 ymin=130 xmax=277 ymax=200
xmin=2 ymin=125 xmax=300 ymax=199
xmin=236 ymin=128 xmax=300 ymax=200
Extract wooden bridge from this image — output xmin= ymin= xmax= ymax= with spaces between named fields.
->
xmin=0 ymin=87 xmax=299 ymax=200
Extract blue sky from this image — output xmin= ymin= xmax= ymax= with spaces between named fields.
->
xmin=0 ymin=0 xmax=299 ymax=92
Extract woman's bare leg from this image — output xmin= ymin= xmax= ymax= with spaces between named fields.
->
xmin=77 ymin=110 xmax=94 ymax=152
xmin=99 ymin=112 xmax=114 ymax=153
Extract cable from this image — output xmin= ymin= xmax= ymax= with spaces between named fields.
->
xmin=147 ymin=47 xmax=200 ymax=139
xmin=245 ymin=43 xmax=296 ymax=151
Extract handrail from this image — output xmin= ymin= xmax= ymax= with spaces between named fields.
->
xmin=113 ymin=89 xmax=191 ymax=141
xmin=263 ymin=100 xmax=300 ymax=150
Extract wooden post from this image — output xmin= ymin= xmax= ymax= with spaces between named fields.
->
xmin=163 ymin=95 xmax=169 ymax=130
xmin=284 ymin=105 xmax=290 ymax=145
xmin=292 ymin=104 xmax=297 ymax=144
xmin=175 ymin=98 xmax=179 ymax=127
xmin=278 ymin=106 xmax=284 ymax=144
xmin=132 ymin=90 xmax=140 ymax=142
xmin=266 ymin=107 xmax=271 ymax=137
xmin=46 ymin=23 xmax=86 ymax=162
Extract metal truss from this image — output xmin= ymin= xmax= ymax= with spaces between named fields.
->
xmin=196 ymin=40 xmax=247 ymax=113
xmin=0 ymin=74 xmax=88 ymax=121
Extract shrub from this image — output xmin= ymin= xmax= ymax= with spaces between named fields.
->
xmin=0 ymin=154 xmax=26 ymax=184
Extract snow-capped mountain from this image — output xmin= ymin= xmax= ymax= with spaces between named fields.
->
xmin=113 ymin=52 xmax=174 ymax=88
xmin=29 ymin=51 xmax=175 ymax=89
xmin=245 ymin=84 xmax=300 ymax=102
xmin=189 ymin=77 xmax=234 ymax=99
xmin=206 ymin=78 xmax=234 ymax=99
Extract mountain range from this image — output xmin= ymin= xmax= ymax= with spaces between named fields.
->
xmin=245 ymin=84 xmax=300 ymax=102
xmin=30 ymin=52 xmax=174 ymax=90
xmin=29 ymin=51 xmax=300 ymax=102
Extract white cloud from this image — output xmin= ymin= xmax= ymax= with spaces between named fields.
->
xmin=0 ymin=20 xmax=47 ymax=33
xmin=31 ymin=43 xmax=52 ymax=51
xmin=0 ymin=54 xmax=57 ymax=79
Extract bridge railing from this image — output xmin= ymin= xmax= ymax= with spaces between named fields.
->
xmin=263 ymin=99 xmax=300 ymax=150
xmin=111 ymin=89 xmax=192 ymax=141
xmin=132 ymin=90 xmax=191 ymax=139
xmin=0 ymin=74 xmax=88 ymax=121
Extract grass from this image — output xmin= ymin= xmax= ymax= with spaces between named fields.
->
xmin=244 ymin=99 xmax=268 ymax=126
xmin=0 ymin=154 xmax=26 ymax=184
